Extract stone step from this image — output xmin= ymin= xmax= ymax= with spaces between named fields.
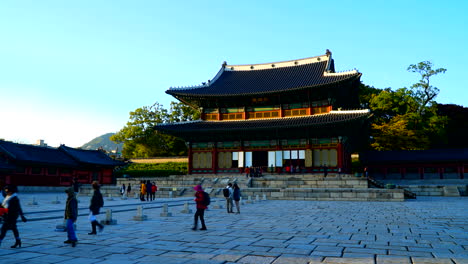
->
xmin=443 ymin=186 xmax=460 ymax=196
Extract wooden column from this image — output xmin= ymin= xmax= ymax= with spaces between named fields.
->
xmin=212 ymin=144 xmax=217 ymax=174
xmin=187 ymin=143 xmax=193 ymax=175
xmin=337 ymin=142 xmax=343 ymax=171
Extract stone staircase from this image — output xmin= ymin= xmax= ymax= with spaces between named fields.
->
xmin=367 ymin=177 xmax=416 ymax=199
xmin=115 ymin=173 xmax=407 ymax=202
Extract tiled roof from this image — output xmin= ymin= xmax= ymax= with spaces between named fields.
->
xmin=155 ymin=110 xmax=370 ymax=135
xmin=167 ymin=53 xmax=360 ymax=97
xmin=0 ymin=140 xmax=79 ymax=167
xmin=59 ymin=145 xmax=125 ymax=166
xmin=360 ymin=149 xmax=468 ymax=164
xmin=0 ymin=141 xmax=124 ymax=167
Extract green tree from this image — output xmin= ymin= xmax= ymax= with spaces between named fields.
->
xmin=407 ymin=61 xmax=447 ymax=114
xmin=111 ymin=102 xmax=199 ymax=158
xmin=358 ymin=83 xmax=383 ymax=109
xmin=368 ymin=61 xmax=448 ymax=150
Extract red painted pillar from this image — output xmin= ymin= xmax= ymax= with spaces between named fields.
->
xmin=188 ymin=143 xmax=193 ymax=175
xmin=337 ymin=142 xmax=343 ymax=171
xmin=212 ymin=145 xmax=217 ymax=174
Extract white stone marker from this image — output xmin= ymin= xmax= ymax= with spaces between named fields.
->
xmin=51 ymin=195 xmax=60 ymax=204
xmin=212 ymin=199 xmax=223 ymax=209
xmin=28 ymin=196 xmax=38 ymax=205
xmin=180 ymin=202 xmax=192 ymax=214
xmin=133 ymin=206 xmax=147 ymax=221
xmin=101 ymin=209 xmax=117 ymax=225
xmin=107 ymin=194 xmax=114 ymax=201
xmin=160 ymin=204 xmax=173 ymax=217
xmin=262 ymin=194 xmax=267 ymax=201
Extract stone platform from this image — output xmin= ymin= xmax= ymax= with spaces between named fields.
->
xmin=112 ymin=174 xmax=406 ymax=202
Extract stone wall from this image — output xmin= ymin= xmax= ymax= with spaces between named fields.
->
xmin=110 ymin=174 xmax=404 ymax=202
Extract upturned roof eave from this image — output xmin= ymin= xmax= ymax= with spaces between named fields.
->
xmin=166 ymin=72 xmax=361 ymax=99
xmin=155 ymin=111 xmax=370 ymax=134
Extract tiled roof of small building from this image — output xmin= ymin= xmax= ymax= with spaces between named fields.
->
xmin=155 ymin=110 xmax=370 ymax=134
xmin=167 ymin=52 xmax=360 ymax=97
xmin=0 ymin=140 xmax=79 ymax=167
xmin=59 ymin=145 xmax=125 ymax=166
xmin=0 ymin=140 xmax=124 ymax=167
xmin=360 ymin=148 xmax=468 ymax=164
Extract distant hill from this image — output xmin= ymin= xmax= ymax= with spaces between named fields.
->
xmin=81 ymin=133 xmax=123 ymax=152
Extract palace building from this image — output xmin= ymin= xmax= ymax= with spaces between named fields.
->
xmin=0 ymin=140 xmax=124 ymax=186
xmin=155 ymin=50 xmax=371 ymax=174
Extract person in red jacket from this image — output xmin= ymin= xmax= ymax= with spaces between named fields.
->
xmin=192 ymin=185 xmax=207 ymax=231
xmin=151 ymin=182 xmax=157 ymax=201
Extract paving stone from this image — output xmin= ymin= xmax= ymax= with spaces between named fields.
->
xmin=237 ymin=255 xmax=277 ymax=264
xmin=310 ymin=250 xmax=342 ymax=257
xmin=272 ymin=254 xmax=323 ymax=264
xmin=376 ymin=255 xmax=411 ymax=264
xmin=388 ymin=250 xmax=433 ymax=257
xmin=342 ymin=252 xmax=375 ymax=258
xmin=315 ymin=246 xmax=345 ymax=252
xmin=411 ymin=257 xmax=454 ymax=264
xmin=323 ymin=257 xmax=374 ymax=263
xmin=344 ymin=247 xmax=386 ymax=254
xmin=453 ymin=258 xmax=468 ymax=264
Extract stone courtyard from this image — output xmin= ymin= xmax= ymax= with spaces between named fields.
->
xmin=0 ymin=192 xmax=467 ymax=264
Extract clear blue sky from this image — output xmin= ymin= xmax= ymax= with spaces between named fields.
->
xmin=1 ymin=0 xmax=467 ymax=148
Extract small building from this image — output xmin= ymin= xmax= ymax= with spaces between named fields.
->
xmin=155 ymin=50 xmax=371 ymax=174
xmin=360 ymin=149 xmax=468 ymax=180
xmin=0 ymin=140 xmax=125 ymax=186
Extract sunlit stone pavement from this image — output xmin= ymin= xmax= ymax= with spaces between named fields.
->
xmin=0 ymin=192 xmax=467 ymax=264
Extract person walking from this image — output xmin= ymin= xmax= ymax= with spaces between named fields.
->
xmin=127 ymin=183 xmax=132 ymax=197
xmin=72 ymin=177 xmax=80 ymax=194
xmin=64 ymin=188 xmax=78 ymax=247
xmin=0 ymin=185 xmax=27 ymax=248
xmin=192 ymin=185 xmax=207 ymax=231
xmin=88 ymin=181 xmax=105 ymax=235
xmin=151 ymin=182 xmax=157 ymax=201
xmin=146 ymin=181 xmax=152 ymax=202
xmin=140 ymin=181 xmax=146 ymax=201
xmin=120 ymin=183 xmax=126 ymax=197
xmin=232 ymin=183 xmax=241 ymax=214
xmin=224 ymin=183 xmax=234 ymax=213
xmin=323 ymin=164 xmax=328 ymax=177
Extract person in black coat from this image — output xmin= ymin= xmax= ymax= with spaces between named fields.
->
xmin=88 ymin=181 xmax=104 ymax=235
xmin=0 ymin=185 xmax=27 ymax=248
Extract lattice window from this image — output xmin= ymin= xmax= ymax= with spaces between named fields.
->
xmin=305 ymin=149 xmax=313 ymax=167
xmin=205 ymin=114 xmax=218 ymax=120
